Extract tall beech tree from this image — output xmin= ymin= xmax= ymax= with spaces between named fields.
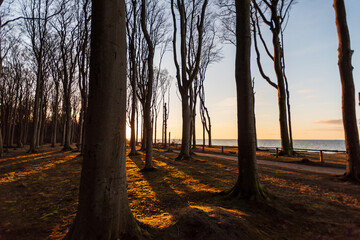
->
xmin=0 ymin=0 xmax=6 ymax=155
xmin=65 ymin=0 xmax=141 ymax=238
xmin=251 ymin=0 xmax=295 ymax=156
xmin=126 ymin=0 xmax=139 ymax=156
xmin=22 ymin=0 xmax=53 ymax=153
xmin=226 ymin=0 xmax=265 ymax=199
xmin=334 ymin=0 xmax=360 ymax=182
xmin=53 ymin=0 xmax=78 ymax=151
xmin=76 ymin=0 xmax=91 ymax=153
xmin=140 ymin=0 xmax=155 ymax=170
xmin=170 ymin=0 xmax=209 ymax=160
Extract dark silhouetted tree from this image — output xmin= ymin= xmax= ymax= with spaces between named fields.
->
xmin=334 ymin=0 xmax=360 ymax=182
xmin=226 ymin=0 xmax=266 ymax=199
xmin=65 ymin=0 xmax=141 ymax=238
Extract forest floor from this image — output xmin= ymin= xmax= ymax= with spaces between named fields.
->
xmin=0 ymin=144 xmax=359 ymax=240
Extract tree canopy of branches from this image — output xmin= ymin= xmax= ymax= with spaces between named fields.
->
xmin=170 ymin=0 xmax=209 ymax=160
xmin=251 ymin=0 xmax=295 ymax=156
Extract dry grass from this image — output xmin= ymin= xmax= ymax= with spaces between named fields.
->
xmin=0 ymin=145 xmax=359 ymax=239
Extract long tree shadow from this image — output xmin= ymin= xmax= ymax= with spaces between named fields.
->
xmin=152 ymin=150 xmax=237 ymax=191
xmin=0 ymin=152 xmax=81 ymax=240
xmin=143 ymin=150 xmax=360 ymax=239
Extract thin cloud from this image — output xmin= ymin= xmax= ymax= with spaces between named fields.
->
xmin=314 ymin=119 xmax=342 ymax=125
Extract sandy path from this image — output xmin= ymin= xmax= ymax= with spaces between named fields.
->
xmin=193 ymin=152 xmax=345 ymax=175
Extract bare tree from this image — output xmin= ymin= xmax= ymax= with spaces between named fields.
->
xmin=334 ymin=0 xmax=360 ymax=182
xmin=140 ymin=0 xmax=155 ymax=170
xmin=65 ymin=0 xmax=141 ymax=238
xmin=76 ymin=0 xmax=90 ymax=153
xmin=126 ymin=0 xmax=139 ymax=156
xmin=48 ymin=42 xmax=61 ymax=147
xmin=251 ymin=0 xmax=295 ymax=156
xmin=170 ymin=0 xmax=209 ymax=160
xmin=52 ymin=0 xmax=78 ymax=151
xmin=22 ymin=0 xmax=54 ymax=153
xmin=158 ymin=69 xmax=172 ymax=148
xmin=198 ymin=20 xmax=222 ymax=148
xmin=225 ymin=0 xmax=266 ymax=200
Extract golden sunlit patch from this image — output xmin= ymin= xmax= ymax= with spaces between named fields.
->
xmin=0 ymin=152 xmax=79 ymax=184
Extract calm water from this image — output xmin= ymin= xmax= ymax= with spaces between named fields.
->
xmin=191 ymin=139 xmax=346 ymax=152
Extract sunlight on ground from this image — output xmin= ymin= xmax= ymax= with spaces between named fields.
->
xmin=0 ymin=152 xmax=79 ymax=184
xmin=0 ymin=150 xmax=58 ymax=163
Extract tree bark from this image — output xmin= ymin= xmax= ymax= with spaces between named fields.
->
xmin=0 ymin=14 xmax=4 ymax=156
xmin=178 ymin=94 xmax=192 ymax=160
xmin=140 ymin=0 xmax=154 ymax=170
xmin=65 ymin=0 xmax=141 ymax=239
xmin=272 ymin=27 xmax=292 ymax=156
xmin=29 ymin=62 xmax=42 ymax=153
xmin=226 ymin=0 xmax=265 ymax=200
xmin=170 ymin=0 xmax=208 ymax=160
xmin=334 ymin=0 xmax=360 ymax=182
xmin=128 ymin=0 xmax=138 ymax=156
xmin=51 ymin=84 xmax=59 ymax=147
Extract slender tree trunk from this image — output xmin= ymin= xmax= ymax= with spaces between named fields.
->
xmin=66 ymin=0 xmax=141 ymax=238
xmin=129 ymin=91 xmax=137 ymax=155
xmin=163 ymin=103 xmax=167 ymax=148
xmin=192 ymin=105 xmax=196 ymax=149
xmin=10 ymin=121 xmax=15 ymax=147
xmin=177 ymin=94 xmax=192 ymax=160
xmin=202 ymin=124 xmax=205 ymax=149
xmin=40 ymin=104 xmax=47 ymax=145
xmin=63 ymin=90 xmax=72 ymax=150
xmin=51 ymin=93 xmax=59 ymax=147
xmin=23 ymin=105 xmax=29 ymax=146
xmin=135 ymin=107 xmax=139 ymax=145
xmin=18 ymin=118 xmax=24 ymax=148
xmin=144 ymin=104 xmax=153 ymax=169
xmin=154 ymin=114 xmax=157 ymax=146
xmin=208 ymin=122 xmax=212 ymax=147
xmin=129 ymin=0 xmax=138 ymax=156
xmin=272 ymin=30 xmax=292 ymax=156
xmin=140 ymin=0 xmax=154 ymax=170
xmin=30 ymin=66 xmax=43 ymax=152
xmin=334 ymin=0 xmax=360 ymax=182
xmin=226 ymin=0 xmax=265 ymax=199
xmin=0 ymin=13 xmax=3 ymax=156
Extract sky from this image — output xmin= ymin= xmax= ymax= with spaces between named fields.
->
xmin=148 ymin=0 xmax=360 ymax=141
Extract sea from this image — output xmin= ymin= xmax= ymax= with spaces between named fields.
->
xmin=191 ymin=139 xmax=346 ymax=152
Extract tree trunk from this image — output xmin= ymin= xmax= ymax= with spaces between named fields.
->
xmin=163 ymin=102 xmax=167 ymax=148
xmin=135 ymin=107 xmax=139 ymax=145
xmin=140 ymin=0 xmax=154 ymax=170
xmin=128 ymin=1 xmax=138 ymax=155
xmin=177 ymin=94 xmax=192 ymax=160
xmin=208 ymin=122 xmax=212 ymax=147
xmin=18 ymin=119 xmax=24 ymax=148
xmin=0 ymin=12 xmax=3 ymax=156
xmin=334 ymin=0 xmax=360 ymax=182
xmin=63 ymin=89 xmax=72 ymax=150
xmin=51 ymin=94 xmax=59 ymax=147
xmin=65 ymin=0 xmax=141 ymax=238
xmin=226 ymin=0 xmax=265 ymax=200
xmin=129 ymin=84 xmax=137 ymax=155
xmin=192 ymin=105 xmax=196 ymax=150
xmin=31 ymin=87 xmax=41 ymax=150
xmin=272 ymin=29 xmax=292 ymax=156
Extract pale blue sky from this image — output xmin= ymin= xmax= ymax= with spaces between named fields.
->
xmin=163 ymin=0 xmax=360 ymax=141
